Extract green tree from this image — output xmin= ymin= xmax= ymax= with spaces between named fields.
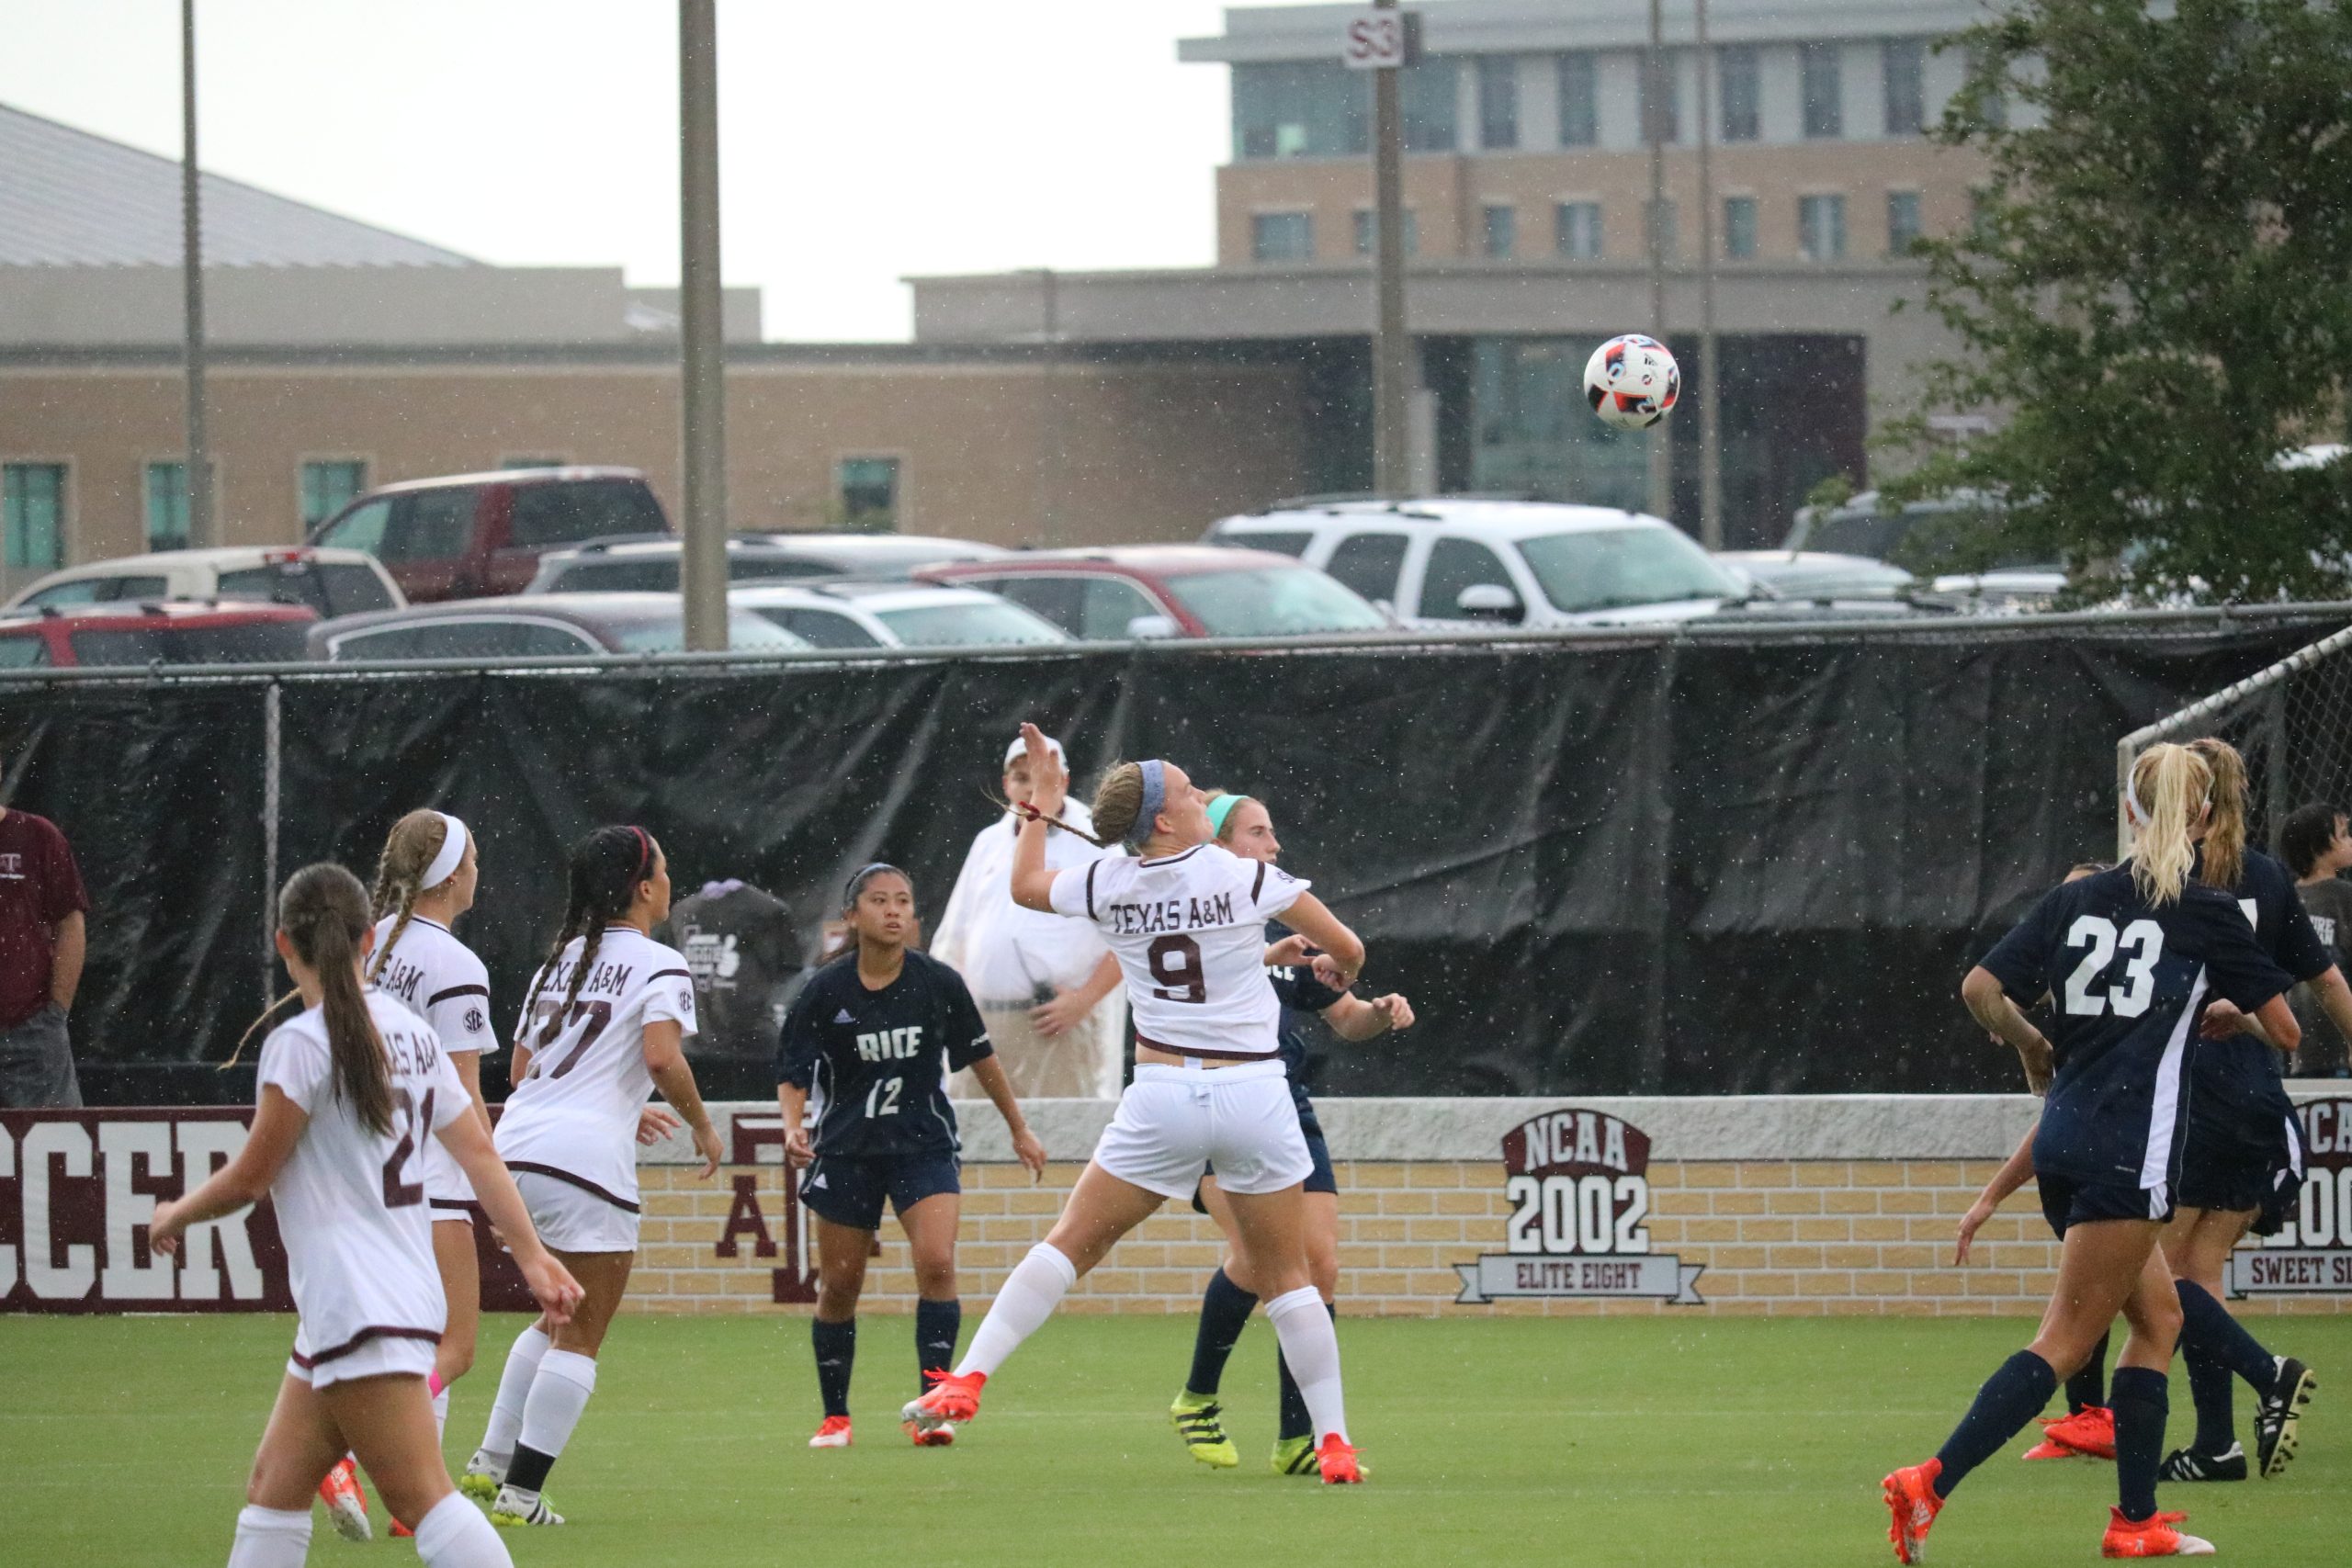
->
xmin=1886 ymin=0 xmax=2352 ymax=603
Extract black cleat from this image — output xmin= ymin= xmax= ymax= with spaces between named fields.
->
xmin=2253 ymin=1356 xmax=2315 ymax=1478
xmin=2157 ymin=1442 xmax=2246 ymax=1483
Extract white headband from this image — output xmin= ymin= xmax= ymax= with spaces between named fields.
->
xmin=422 ymin=813 xmax=469 ymax=890
xmin=1007 ymin=733 xmax=1066 ymax=767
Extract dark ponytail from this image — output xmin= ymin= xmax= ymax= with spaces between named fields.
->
xmin=523 ymin=825 xmax=660 ymax=1046
xmin=277 ymin=863 xmax=392 ymax=1138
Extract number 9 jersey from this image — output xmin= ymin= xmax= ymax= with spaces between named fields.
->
xmin=1050 ymin=842 xmax=1309 ymax=1059
xmin=495 ymin=926 xmax=697 ymax=1212
xmin=1979 ymin=865 xmax=2294 ymax=1192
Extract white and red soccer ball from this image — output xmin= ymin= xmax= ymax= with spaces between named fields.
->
xmin=1583 ymin=334 xmax=1681 ymax=430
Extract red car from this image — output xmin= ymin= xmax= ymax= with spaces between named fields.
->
xmin=0 ymin=600 xmax=318 ymax=669
xmin=914 ymin=546 xmax=1390 ymax=640
xmin=307 ymin=467 xmax=671 ymax=603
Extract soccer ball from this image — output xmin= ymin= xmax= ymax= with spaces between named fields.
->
xmin=1584 ymin=334 xmax=1681 ymax=430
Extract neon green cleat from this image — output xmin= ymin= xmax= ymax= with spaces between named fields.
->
xmin=488 ymin=1485 xmax=563 ymax=1528
xmin=1170 ymin=1391 xmax=1239 ymax=1469
xmin=1270 ymin=1435 xmax=1319 ymax=1476
xmin=458 ymin=1451 xmax=503 ymax=1505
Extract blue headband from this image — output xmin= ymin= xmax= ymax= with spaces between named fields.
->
xmin=1128 ymin=761 xmax=1167 ymax=846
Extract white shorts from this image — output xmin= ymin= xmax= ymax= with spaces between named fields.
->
xmin=514 ymin=1168 xmax=641 ymax=1255
xmin=286 ymin=1329 xmax=438 ymax=1392
xmin=1091 ymin=1060 xmax=1310 ymax=1200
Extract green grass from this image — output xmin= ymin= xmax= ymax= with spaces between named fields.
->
xmin=2 ymin=1313 xmax=2345 ymax=1566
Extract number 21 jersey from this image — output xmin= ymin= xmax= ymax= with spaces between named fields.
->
xmin=496 ymin=926 xmax=697 ymax=1209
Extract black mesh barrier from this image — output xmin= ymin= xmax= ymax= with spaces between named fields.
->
xmin=2 ymin=615 xmax=2341 ymax=1105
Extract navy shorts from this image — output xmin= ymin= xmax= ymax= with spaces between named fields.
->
xmin=2038 ymin=1171 xmax=2176 ymax=1238
xmin=799 ymin=1151 xmax=961 ymax=1232
xmin=1193 ymin=1121 xmax=1336 ymax=1213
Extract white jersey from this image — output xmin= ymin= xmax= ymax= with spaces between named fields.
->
xmin=495 ymin=926 xmax=696 ymax=1210
xmin=1050 ymin=841 xmax=1307 ymax=1058
xmin=371 ymin=913 xmax=493 ymax=1208
xmin=257 ymin=990 xmax=467 ymax=1376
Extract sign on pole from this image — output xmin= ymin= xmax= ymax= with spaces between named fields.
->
xmin=1342 ymin=8 xmax=1419 ymax=70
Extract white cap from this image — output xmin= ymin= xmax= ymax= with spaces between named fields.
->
xmin=1006 ymin=733 xmax=1066 ymax=767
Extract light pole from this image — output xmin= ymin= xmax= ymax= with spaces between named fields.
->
xmin=1644 ymin=0 xmax=1672 ymax=522
xmin=1363 ymin=2 xmax=1412 ymax=497
xmin=1696 ymin=0 xmax=1723 ymax=549
xmin=678 ymin=0 xmax=729 ymax=651
xmin=180 ymin=0 xmax=212 ymax=550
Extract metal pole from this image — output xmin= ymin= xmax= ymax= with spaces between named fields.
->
xmin=1370 ymin=0 xmax=1410 ymax=497
xmin=1644 ymin=0 xmax=1672 ymax=521
xmin=1696 ymin=0 xmax=1723 ymax=549
xmin=180 ymin=0 xmax=212 ymax=551
xmin=1037 ymin=267 xmax=1062 ymax=547
xmin=261 ymin=680 xmax=280 ymax=1008
xmin=678 ymin=0 xmax=729 ymax=651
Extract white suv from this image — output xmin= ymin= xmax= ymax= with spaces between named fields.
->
xmin=6 ymin=546 xmax=404 ymax=617
xmin=1204 ymin=499 xmax=1740 ymax=629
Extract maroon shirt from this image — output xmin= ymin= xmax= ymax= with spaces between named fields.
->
xmin=0 ymin=809 xmax=88 ymax=1029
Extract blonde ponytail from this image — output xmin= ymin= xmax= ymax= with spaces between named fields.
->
xmin=2129 ymin=743 xmax=2212 ymax=907
xmin=2188 ymin=737 xmax=2247 ymax=892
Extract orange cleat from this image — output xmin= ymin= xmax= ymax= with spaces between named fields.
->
xmin=900 ymin=1370 xmax=984 ymax=1433
xmin=808 ymin=1415 xmax=854 ymax=1449
xmin=2101 ymin=1507 xmax=2215 ymax=1557
xmin=318 ymin=1456 xmax=372 ymax=1542
xmin=1317 ymin=1435 xmax=1363 ymax=1484
xmin=390 ymin=1519 xmax=413 ymax=1539
xmin=910 ymin=1422 xmax=957 ymax=1448
xmin=2042 ymin=1405 xmax=2118 ymax=1461
xmin=1882 ymin=1460 xmax=1943 ymax=1564
xmin=2024 ymin=1438 xmax=2085 ymax=1460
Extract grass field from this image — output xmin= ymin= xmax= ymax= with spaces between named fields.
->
xmin=2 ymin=1313 xmax=2343 ymax=1566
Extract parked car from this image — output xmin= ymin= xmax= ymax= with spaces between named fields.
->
xmin=1714 ymin=549 xmax=1917 ymax=602
xmin=918 ymin=546 xmax=1390 ymax=640
xmin=6 ymin=545 xmax=401 ymax=616
xmin=523 ymin=533 xmax=1010 ymax=594
xmin=0 ymin=600 xmax=318 ymax=668
xmin=1785 ymin=490 xmax=2067 ymax=607
xmin=308 ymin=592 xmax=807 ymax=661
xmin=729 ymin=581 xmax=1070 ymax=649
xmin=307 ymin=467 xmax=670 ymax=603
xmin=1205 ymin=498 xmax=1743 ymax=628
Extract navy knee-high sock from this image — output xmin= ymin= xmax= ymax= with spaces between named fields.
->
xmin=1186 ymin=1269 xmax=1259 ymax=1398
xmin=2184 ymin=1345 xmax=2237 ymax=1452
xmin=2109 ymin=1366 xmax=2168 ymax=1522
xmin=1932 ymin=1350 xmax=2058 ymax=1497
xmin=2175 ymin=1280 xmax=2275 ymax=1388
xmin=916 ymin=1298 xmax=961 ymax=1391
xmin=812 ymin=1317 xmax=855 ymax=1419
xmin=2064 ymin=1329 xmax=2110 ymax=1414
xmin=1274 ymin=1303 xmax=1336 ymax=1440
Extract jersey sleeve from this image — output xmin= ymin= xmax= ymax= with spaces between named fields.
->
xmin=941 ymin=968 xmax=995 ymax=1071
xmin=1246 ymin=859 xmax=1311 ymax=920
xmin=1272 ymin=962 xmax=1348 ymax=1015
xmin=1978 ymin=886 xmax=2064 ymax=1004
xmin=775 ymin=976 xmax=823 ymax=1088
xmin=2191 ymin=890 xmax=2299 ymax=1012
xmin=424 ymin=953 xmax=495 ymax=1057
xmin=255 ymin=1025 xmax=331 ymax=1115
xmin=642 ymin=958 xmax=698 ymax=1038
xmin=1047 ymin=862 xmax=1101 ymax=919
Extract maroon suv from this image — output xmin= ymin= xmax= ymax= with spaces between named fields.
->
xmin=307 ymin=467 xmax=671 ymax=603
xmin=0 ymin=601 xmax=317 ymax=668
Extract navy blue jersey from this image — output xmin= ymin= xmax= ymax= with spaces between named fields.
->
xmin=2191 ymin=849 xmax=2325 ymax=1144
xmin=1979 ymin=865 xmax=2294 ymax=1190
xmin=775 ymin=950 xmax=992 ymax=1160
xmin=1266 ymin=919 xmax=1347 ymax=1120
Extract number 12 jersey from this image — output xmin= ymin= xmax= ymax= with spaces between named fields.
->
xmin=776 ymin=949 xmax=994 ymax=1159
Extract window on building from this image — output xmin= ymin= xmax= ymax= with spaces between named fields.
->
xmin=3 ymin=463 xmax=65 ymax=571
xmin=1800 ymin=193 xmax=1848 ymax=260
xmin=1556 ymin=52 xmax=1598 ymax=146
xmin=1638 ymin=50 xmax=1679 ymax=143
xmin=1231 ymin=61 xmax=1368 ymax=160
xmin=1351 ymin=209 xmax=1419 ymax=256
xmin=1482 ymin=204 xmax=1517 ymax=259
xmin=145 ymin=461 xmax=190 ymax=551
xmin=837 ymin=457 xmax=900 ymax=530
xmin=1646 ymin=197 xmax=1678 ymax=260
xmin=1477 ymin=55 xmax=1520 ymax=149
xmin=1718 ymin=45 xmax=1760 ymax=141
xmin=1401 ymin=55 xmax=1458 ymax=151
xmin=1555 ymin=201 xmax=1604 ymax=260
xmin=1883 ymin=39 xmax=1926 ymax=136
xmin=1252 ymin=211 xmax=1316 ymax=263
xmin=1886 ymin=190 xmax=1923 ymax=254
xmin=1724 ymin=196 xmax=1758 ymax=259
xmin=1965 ymin=44 xmax=2008 ymax=130
xmin=300 ymin=460 xmax=367 ymax=531
xmin=1801 ymin=42 xmax=1843 ymax=139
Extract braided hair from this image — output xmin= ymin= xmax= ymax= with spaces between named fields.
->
xmin=521 ymin=825 xmax=660 ymax=1047
xmin=367 ymin=809 xmax=453 ymax=982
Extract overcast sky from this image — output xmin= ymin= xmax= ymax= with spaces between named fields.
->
xmin=0 ymin=1 xmax=1287 ymax=341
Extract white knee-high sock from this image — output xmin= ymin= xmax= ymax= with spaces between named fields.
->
xmin=226 ymin=1504 xmax=311 ymax=1568
xmin=1266 ymin=1286 xmax=1348 ymax=1442
xmin=517 ymin=1349 xmax=598 ymax=1461
xmin=413 ymin=1491 xmax=514 ymax=1568
xmin=432 ymin=1385 xmax=450 ymax=1444
xmin=956 ymin=1243 xmax=1078 ymax=1378
xmin=477 ymin=1323 xmax=548 ymax=1462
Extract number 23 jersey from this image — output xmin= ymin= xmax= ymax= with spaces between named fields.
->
xmin=1979 ymin=865 xmax=2293 ymax=1187
xmin=496 ymin=927 xmax=697 ymax=1208
xmin=1050 ymin=842 xmax=1309 ymax=1058
xmin=775 ymin=949 xmax=993 ymax=1159
xmin=259 ymin=989 xmax=469 ymax=1368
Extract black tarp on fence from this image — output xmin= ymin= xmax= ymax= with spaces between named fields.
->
xmin=4 ymin=614 xmax=2344 ymax=1104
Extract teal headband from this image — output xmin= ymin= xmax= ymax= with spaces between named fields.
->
xmin=1204 ymin=793 xmax=1251 ymax=840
